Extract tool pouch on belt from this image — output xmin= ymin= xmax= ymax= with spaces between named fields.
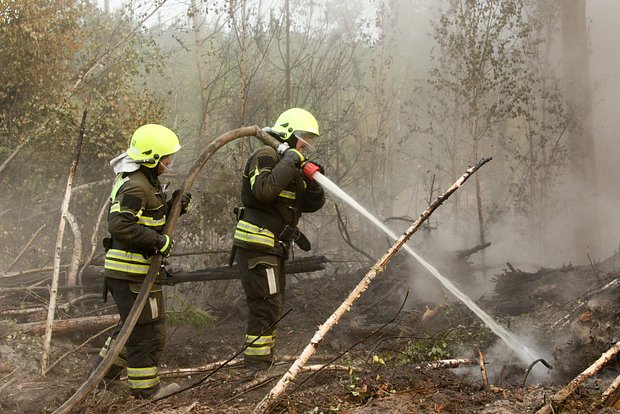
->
xmin=247 ymin=256 xmax=281 ymax=295
xmin=279 ymin=225 xmax=311 ymax=252
xmin=129 ymin=283 xmax=164 ymax=323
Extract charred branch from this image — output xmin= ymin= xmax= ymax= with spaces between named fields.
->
xmin=457 ymin=242 xmax=491 ymax=259
xmin=163 ymin=256 xmax=328 ymax=285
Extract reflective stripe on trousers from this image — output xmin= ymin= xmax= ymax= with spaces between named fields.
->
xmin=243 ymin=333 xmax=275 ymax=357
xmin=98 ymin=336 xmax=127 ymax=368
xmin=127 ymin=366 xmax=159 ymax=390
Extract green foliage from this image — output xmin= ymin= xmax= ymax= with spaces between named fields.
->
xmin=165 ymin=295 xmax=213 ymax=329
xmin=0 ymin=0 xmax=167 ymax=268
xmin=385 ymin=325 xmax=494 ymax=366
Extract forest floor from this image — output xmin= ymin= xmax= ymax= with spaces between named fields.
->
xmin=1 ymin=251 xmax=619 ymax=414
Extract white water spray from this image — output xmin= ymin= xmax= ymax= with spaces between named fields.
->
xmin=313 ymin=172 xmax=545 ymax=370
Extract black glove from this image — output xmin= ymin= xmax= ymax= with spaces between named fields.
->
xmin=282 ymin=148 xmax=306 ymax=168
xmin=156 ymin=234 xmax=174 ymax=257
xmin=276 ymin=142 xmax=306 ymax=168
xmin=170 ymin=189 xmax=192 ymax=215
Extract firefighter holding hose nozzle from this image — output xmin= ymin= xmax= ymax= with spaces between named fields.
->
xmin=231 ymin=108 xmax=326 ymax=373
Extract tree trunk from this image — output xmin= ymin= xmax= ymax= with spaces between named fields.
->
xmin=41 ymin=110 xmax=87 ymax=373
xmin=65 ymin=212 xmax=82 ymax=290
xmin=559 ymin=0 xmax=600 ymax=262
xmin=190 ymin=0 xmax=211 ymax=144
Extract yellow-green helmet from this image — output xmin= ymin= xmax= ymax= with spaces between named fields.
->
xmin=126 ymin=124 xmax=181 ymax=168
xmin=272 ymin=108 xmax=319 ymax=142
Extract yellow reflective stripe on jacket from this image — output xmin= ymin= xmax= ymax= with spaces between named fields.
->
xmin=249 ymin=166 xmax=271 ymax=190
xmin=110 ymin=201 xmax=121 ymax=213
xmin=234 ymin=220 xmax=275 ymax=247
xmin=109 ymin=175 xmax=129 ymax=202
xmin=278 ymin=190 xmax=296 ymax=200
xmin=127 ymin=366 xmax=159 ymax=390
xmin=109 ymin=205 xmax=165 ymax=227
xmin=136 ymin=212 xmax=166 ymax=227
xmin=104 ymin=249 xmax=152 ymax=274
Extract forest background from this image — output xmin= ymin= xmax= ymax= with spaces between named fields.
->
xmin=1 ymin=0 xmax=619 ymax=310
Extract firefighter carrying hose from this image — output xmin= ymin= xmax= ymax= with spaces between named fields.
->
xmin=91 ymin=124 xmax=191 ymax=399
xmin=231 ymin=108 xmax=326 ymax=372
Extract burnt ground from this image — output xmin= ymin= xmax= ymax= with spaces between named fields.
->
xmin=1 ymin=252 xmax=619 ymax=414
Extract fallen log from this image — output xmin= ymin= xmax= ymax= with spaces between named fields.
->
xmin=536 ymin=341 xmax=620 ymax=414
xmin=253 ymin=158 xmax=491 ymax=414
xmin=2 ymin=257 xmax=325 ymax=291
xmin=601 ymin=374 xmax=620 ymax=408
xmin=163 ymin=255 xmax=328 ymax=285
xmin=18 ymin=314 xmax=119 ymax=335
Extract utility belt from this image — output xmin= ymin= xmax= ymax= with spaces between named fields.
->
xmin=101 ymin=237 xmax=168 ymax=302
xmin=230 ymin=207 xmax=311 ymax=266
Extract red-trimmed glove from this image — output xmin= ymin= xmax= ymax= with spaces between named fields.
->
xmin=302 ymin=162 xmax=322 ymax=180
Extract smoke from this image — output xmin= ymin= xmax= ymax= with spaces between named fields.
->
xmin=589 ymin=0 xmax=620 ymax=265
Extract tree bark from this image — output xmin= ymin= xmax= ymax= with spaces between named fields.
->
xmin=601 ymin=374 xmax=620 ymax=408
xmin=19 ymin=315 xmax=119 ymax=335
xmin=65 ymin=212 xmax=83 ymax=289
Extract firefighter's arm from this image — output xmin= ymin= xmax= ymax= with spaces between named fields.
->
xmin=251 ymin=147 xmax=299 ymax=203
xmin=108 ymin=185 xmax=162 ymax=255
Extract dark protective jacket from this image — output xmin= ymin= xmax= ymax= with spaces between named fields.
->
xmin=104 ymin=166 xmax=168 ymax=282
xmin=233 ymin=145 xmax=325 ymax=256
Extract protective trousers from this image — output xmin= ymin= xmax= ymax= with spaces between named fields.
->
xmin=237 ymin=247 xmax=285 ymax=370
xmin=104 ymin=277 xmax=166 ymax=394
